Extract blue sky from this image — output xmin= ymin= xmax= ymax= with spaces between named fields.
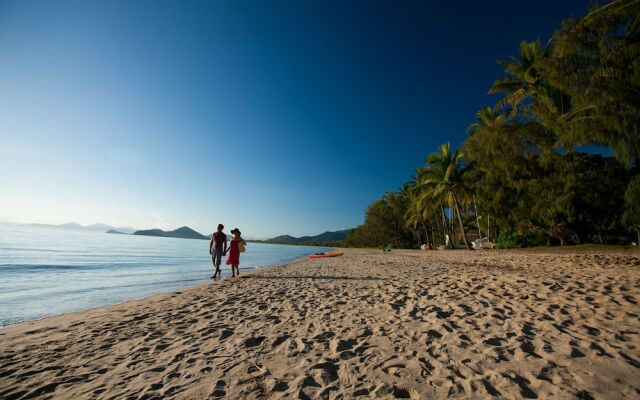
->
xmin=0 ymin=0 xmax=593 ymax=238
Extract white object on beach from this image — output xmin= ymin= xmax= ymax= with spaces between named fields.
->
xmin=472 ymin=237 xmax=494 ymax=249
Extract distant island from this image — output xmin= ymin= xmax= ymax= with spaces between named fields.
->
xmin=27 ymin=222 xmax=136 ymax=234
xmin=22 ymin=221 xmax=350 ymax=245
xmin=132 ymin=226 xmax=209 ymax=240
xmin=253 ymin=229 xmax=352 ymax=246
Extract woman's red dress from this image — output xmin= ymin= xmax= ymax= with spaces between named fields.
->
xmin=226 ymin=239 xmax=240 ymax=265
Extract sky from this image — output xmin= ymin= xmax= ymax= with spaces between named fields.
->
xmin=0 ymin=0 xmax=594 ymax=238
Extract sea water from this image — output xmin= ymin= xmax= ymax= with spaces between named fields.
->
xmin=0 ymin=225 xmax=330 ymax=326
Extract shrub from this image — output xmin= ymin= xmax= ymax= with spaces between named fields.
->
xmin=495 ymin=230 xmax=523 ymax=249
xmin=496 ymin=230 xmax=548 ymax=248
xmin=521 ymin=232 xmax=547 ymax=247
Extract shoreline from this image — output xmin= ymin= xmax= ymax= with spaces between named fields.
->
xmin=0 ymin=251 xmax=323 ymax=331
xmin=1 ymin=248 xmax=639 ymax=399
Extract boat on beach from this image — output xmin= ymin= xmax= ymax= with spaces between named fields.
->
xmin=308 ymin=251 xmax=344 ymax=259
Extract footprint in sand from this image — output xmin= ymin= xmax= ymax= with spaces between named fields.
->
xmin=211 ymin=380 xmax=226 ymax=398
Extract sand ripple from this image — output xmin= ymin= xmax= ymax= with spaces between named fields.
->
xmin=1 ymin=249 xmax=639 ymax=399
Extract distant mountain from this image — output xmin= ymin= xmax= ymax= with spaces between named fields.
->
xmin=25 ymin=222 xmax=136 ymax=234
xmin=85 ymin=223 xmax=114 ymax=231
xmin=267 ymin=235 xmax=298 ymax=242
xmin=106 ymin=230 xmax=126 ymax=234
xmin=133 ymin=226 xmax=209 ymax=240
xmin=133 ymin=229 xmax=165 ymax=237
xmin=262 ymin=229 xmax=352 ymax=245
xmin=27 ymin=222 xmax=85 ymax=230
xmin=114 ymin=226 xmax=136 ymax=234
xmin=85 ymin=223 xmax=136 ymax=233
xmin=59 ymin=222 xmax=84 ymax=229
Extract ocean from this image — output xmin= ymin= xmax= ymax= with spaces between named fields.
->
xmin=0 ymin=225 xmax=330 ymax=327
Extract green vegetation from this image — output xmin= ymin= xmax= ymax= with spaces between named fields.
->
xmin=345 ymin=0 xmax=639 ymax=249
xmin=253 ymin=230 xmax=351 ymax=247
xmin=622 ymin=175 xmax=640 ymax=244
xmin=495 ymin=230 xmax=547 ymax=249
xmin=260 ymin=230 xmax=351 ymax=245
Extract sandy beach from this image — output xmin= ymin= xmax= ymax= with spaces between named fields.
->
xmin=1 ymin=248 xmax=639 ymax=399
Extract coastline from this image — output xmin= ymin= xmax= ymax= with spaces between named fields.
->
xmin=0 ymin=250 xmax=323 ymax=331
xmin=1 ymin=248 xmax=639 ymax=399
xmin=0 ymin=233 xmax=332 ymax=329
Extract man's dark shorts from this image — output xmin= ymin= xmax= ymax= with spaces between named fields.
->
xmin=212 ymin=250 xmax=223 ymax=267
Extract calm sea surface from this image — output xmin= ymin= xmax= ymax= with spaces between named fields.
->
xmin=0 ymin=225 xmax=330 ymax=327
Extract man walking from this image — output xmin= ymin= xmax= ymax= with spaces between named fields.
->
xmin=209 ymin=224 xmax=227 ymax=279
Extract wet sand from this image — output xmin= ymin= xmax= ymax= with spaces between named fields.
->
xmin=1 ymin=248 xmax=639 ymax=399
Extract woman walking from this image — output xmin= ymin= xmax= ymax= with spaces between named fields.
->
xmin=225 ymin=228 xmax=246 ymax=277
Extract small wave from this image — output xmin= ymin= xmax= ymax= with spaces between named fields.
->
xmin=67 ymin=277 xmax=207 ymax=294
xmin=0 ymin=262 xmax=206 ymax=272
xmin=0 ymin=316 xmax=26 ymax=328
xmin=0 ymin=247 xmax=72 ymax=253
xmin=0 ymin=264 xmax=82 ymax=271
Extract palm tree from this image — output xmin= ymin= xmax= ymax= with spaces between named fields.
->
xmin=489 ymin=39 xmax=553 ymax=110
xmin=404 ymin=191 xmax=426 ymax=247
xmin=417 ymin=143 xmax=474 ymax=249
xmin=467 ymin=106 xmax=507 ymax=134
xmin=405 ymin=178 xmax=436 ymax=248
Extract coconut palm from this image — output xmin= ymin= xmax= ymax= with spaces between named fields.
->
xmin=405 ymin=177 xmax=438 ymax=248
xmin=467 ymin=106 xmax=508 ymax=134
xmin=489 ymin=39 xmax=553 ymax=110
xmin=404 ymin=188 xmax=427 ymax=247
xmin=383 ymin=191 xmax=405 ymax=233
xmin=417 ymin=143 xmax=474 ymax=249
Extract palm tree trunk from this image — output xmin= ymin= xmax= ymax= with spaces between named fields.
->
xmin=473 ymin=196 xmax=482 ymax=238
xmin=451 ymin=192 xmax=472 ymax=250
xmin=440 ymin=205 xmax=452 ymax=248
xmin=450 ymin=204 xmax=456 ymax=245
xmin=420 ymin=218 xmax=430 ymax=249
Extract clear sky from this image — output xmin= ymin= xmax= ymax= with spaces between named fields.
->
xmin=0 ymin=0 xmax=593 ymax=238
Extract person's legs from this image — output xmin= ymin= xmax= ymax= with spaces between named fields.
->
xmin=213 ymin=251 xmax=222 ymax=279
xmin=211 ymin=254 xmax=217 ymax=278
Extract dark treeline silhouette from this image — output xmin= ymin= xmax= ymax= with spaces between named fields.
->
xmin=345 ymin=0 xmax=640 ymax=249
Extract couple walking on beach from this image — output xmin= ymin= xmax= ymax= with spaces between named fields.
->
xmin=209 ymin=224 xmax=246 ymax=279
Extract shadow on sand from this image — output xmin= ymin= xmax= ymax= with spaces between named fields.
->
xmin=242 ymin=275 xmax=385 ymax=281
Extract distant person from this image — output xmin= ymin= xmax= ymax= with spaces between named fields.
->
xmin=225 ymin=228 xmax=246 ymax=277
xmin=209 ymin=224 xmax=227 ymax=279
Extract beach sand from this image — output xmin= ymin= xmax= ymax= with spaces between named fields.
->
xmin=1 ymin=248 xmax=639 ymax=399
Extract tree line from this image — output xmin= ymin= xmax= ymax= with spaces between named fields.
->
xmin=345 ymin=0 xmax=640 ymax=249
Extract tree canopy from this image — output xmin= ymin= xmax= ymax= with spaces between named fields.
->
xmin=345 ymin=0 xmax=639 ymax=249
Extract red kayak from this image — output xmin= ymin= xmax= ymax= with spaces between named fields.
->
xmin=309 ymin=251 xmax=344 ymax=259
